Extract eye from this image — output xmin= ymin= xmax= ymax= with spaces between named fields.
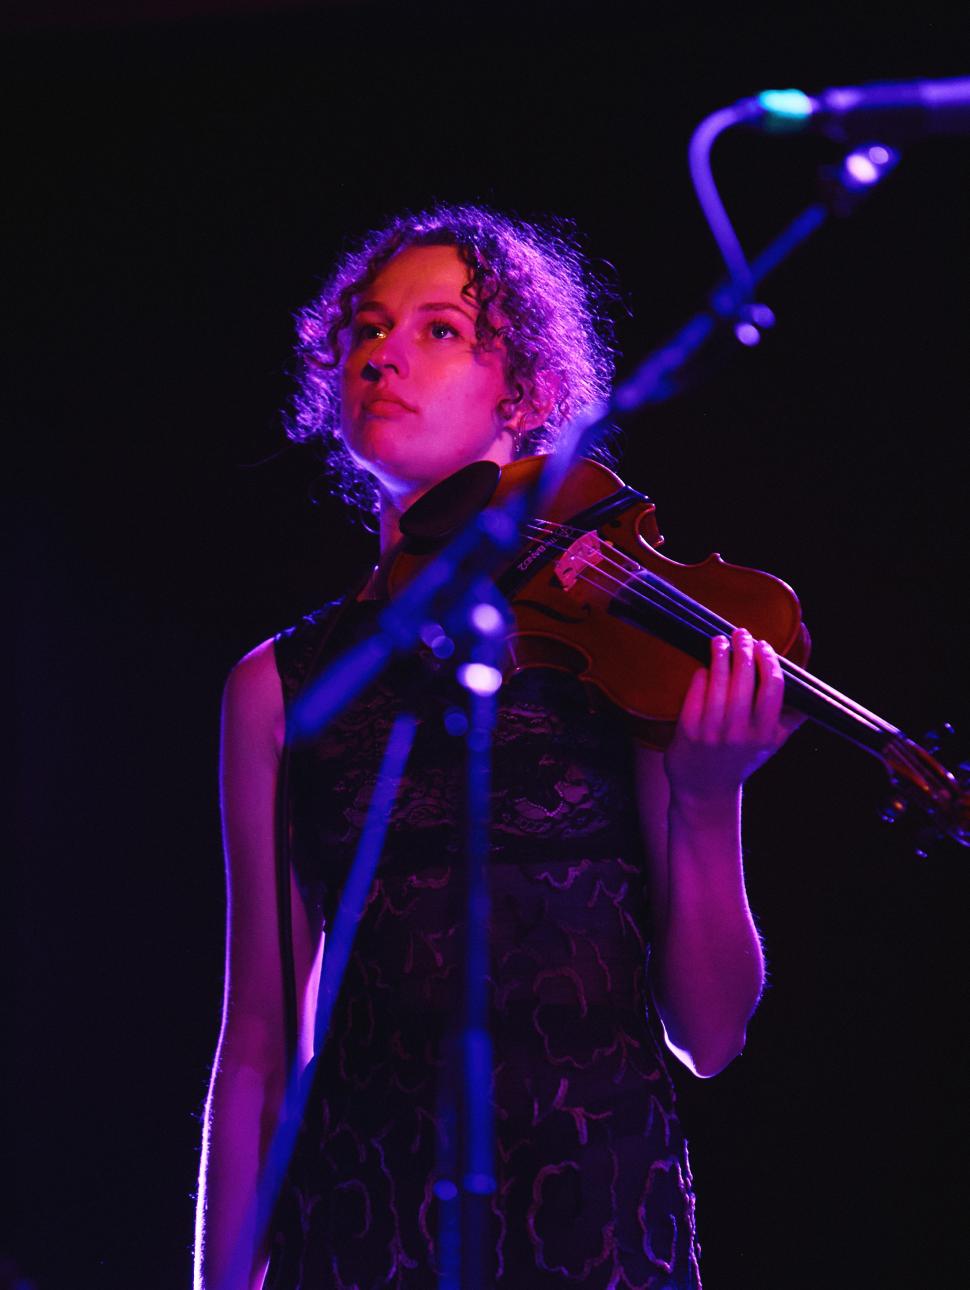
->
xmin=354 ymin=321 xmax=387 ymax=343
xmin=429 ymin=319 xmax=460 ymax=340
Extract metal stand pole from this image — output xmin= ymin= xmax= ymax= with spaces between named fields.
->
xmin=434 ymin=591 xmax=508 ymax=1290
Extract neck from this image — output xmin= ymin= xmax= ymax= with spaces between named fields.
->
xmin=379 ymin=493 xmax=405 ymax=556
xmin=355 ymin=493 xmax=408 ymax=602
xmin=366 ymin=439 xmax=520 ymax=594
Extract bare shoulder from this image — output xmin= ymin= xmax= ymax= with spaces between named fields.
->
xmin=223 ymin=637 xmax=285 ymax=763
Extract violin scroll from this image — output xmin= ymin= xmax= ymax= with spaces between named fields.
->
xmin=881 ymin=725 xmax=970 ymax=855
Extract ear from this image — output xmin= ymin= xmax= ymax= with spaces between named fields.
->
xmin=500 ymin=373 xmax=560 ymax=432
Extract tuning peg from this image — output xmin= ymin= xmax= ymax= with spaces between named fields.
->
xmin=881 ymin=795 xmax=908 ymax=826
xmin=921 ymin=722 xmax=956 ymax=756
xmin=913 ymin=824 xmax=938 ymax=861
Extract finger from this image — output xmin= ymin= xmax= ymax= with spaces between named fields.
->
xmin=725 ymin=628 xmax=756 ymax=740
xmin=752 ymin=639 xmax=785 ymax=738
xmin=677 ymin=662 xmax=709 ymax=740
xmin=700 ymin=634 xmax=731 ymax=740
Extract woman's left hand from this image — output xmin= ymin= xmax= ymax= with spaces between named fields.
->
xmin=663 ymin=627 xmax=802 ymax=802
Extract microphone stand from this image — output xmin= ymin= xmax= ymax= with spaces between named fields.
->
xmin=615 ymin=139 xmax=901 ymax=409
xmin=427 ymin=587 xmax=510 ymax=1290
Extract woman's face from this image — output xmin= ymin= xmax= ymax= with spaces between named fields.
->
xmin=340 ymin=244 xmax=519 ymax=510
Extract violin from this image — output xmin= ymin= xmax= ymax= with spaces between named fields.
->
xmin=389 ymin=454 xmax=969 ymax=852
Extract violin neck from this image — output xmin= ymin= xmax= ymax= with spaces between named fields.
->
xmin=609 ymin=584 xmax=901 ymax=758
xmin=778 ymin=662 xmax=900 ymax=755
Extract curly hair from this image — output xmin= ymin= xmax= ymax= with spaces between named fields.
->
xmin=285 ymin=202 xmax=619 ymax=521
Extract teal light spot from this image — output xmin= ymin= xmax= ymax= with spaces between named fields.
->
xmin=757 ymin=88 xmax=813 ymax=120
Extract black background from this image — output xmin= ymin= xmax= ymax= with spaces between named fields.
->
xmin=7 ymin=3 xmax=970 ymax=1286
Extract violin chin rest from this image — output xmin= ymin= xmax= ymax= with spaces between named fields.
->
xmin=400 ymin=460 xmax=501 ymax=547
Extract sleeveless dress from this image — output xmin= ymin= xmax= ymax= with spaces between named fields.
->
xmin=265 ymin=598 xmax=702 ymax=1290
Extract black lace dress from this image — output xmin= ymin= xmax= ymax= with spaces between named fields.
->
xmin=265 ymin=598 xmax=702 ymax=1290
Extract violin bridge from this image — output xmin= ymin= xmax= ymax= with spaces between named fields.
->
xmin=554 ymin=530 xmax=609 ymax=592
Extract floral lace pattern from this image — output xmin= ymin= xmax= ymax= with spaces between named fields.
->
xmin=267 ymin=600 xmax=701 ymax=1289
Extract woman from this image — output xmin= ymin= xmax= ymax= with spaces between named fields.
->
xmin=195 ymin=205 xmax=796 ymax=1289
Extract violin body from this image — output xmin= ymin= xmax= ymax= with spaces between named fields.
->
xmin=388 ymin=454 xmax=968 ymax=849
xmin=391 ymin=455 xmax=810 ymax=743
xmin=495 ymin=456 xmax=810 ymax=740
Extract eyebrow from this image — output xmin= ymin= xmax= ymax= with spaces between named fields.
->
xmin=354 ymin=299 xmax=476 ymax=323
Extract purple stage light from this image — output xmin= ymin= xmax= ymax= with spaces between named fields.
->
xmin=420 ymin=620 xmax=457 ymax=658
xmin=841 ymin=143 xmax=900 ymax=189
xmin=420 ymin=621 xmax=445 ymax=646
xmin=458 ymin=662 xmax=503 ymax=696
xmin=845 ymin=153 xmax=879 ymax=184
xmin=469 ymin=601 xmax=504 ymax=636
xmin=748 ymin=302 xmax=776 ymax=329
xmin=734 ymin=321 xmax=762 ymax=347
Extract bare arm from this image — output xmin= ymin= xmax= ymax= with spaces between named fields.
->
xmin=194 ymin=640 xmax=319 ymax=1290
xmin=635 ymin=628 xmax=796 ymax=1078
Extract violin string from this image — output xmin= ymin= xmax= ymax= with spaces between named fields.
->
xmin=526 ymin=532 xmax=959 ymax=806
xmin=526 ymin=533 xmax=946 ymax=794
xmin=520 ymin=521 xmax=767 ymax=661
xmin=516 ymin=523 xmax=958 ymax=797
xmin=526 ymin=520 xmax=904 ymax=741
xmin=523 ymin=518 xmax=861 ymax=695
xmin=521 ymin=523 xmax=959 ymax=795
xmin=519 ymin=519 xmax=899 ymax=740
xmin=583 ymin=558 xmax=892 ymax=740
xmin=522 ymin=517 xmax=776 ymax=658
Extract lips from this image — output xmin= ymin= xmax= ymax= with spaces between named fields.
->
xmin=362 ymin=394 xmax=416 ymax=414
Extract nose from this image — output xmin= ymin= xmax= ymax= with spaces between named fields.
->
xmin=361 ymin=333 xmax=409 ymax=381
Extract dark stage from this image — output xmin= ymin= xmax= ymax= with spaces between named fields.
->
xmin=7 ymin=3 xmax=970 ymax=1286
